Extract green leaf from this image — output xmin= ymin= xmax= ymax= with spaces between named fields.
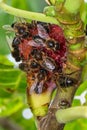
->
xmin=72 ymin=99 xmax=81 ymax=106
xmin=0 ymin=64 xmax=24 ymax=89
xmin=0 ymin=55 xmax=14 ymax=65
xmin=64 ymin=119 xmax=87 ymax=130
xmin=0 ymin=88 xmax=12 ymax=98
xmin=0 ymin=55 xmax=27 ymax=117
xmin=26 ymin=0 xmax=47 ymax=12
xmin=0 ymin=97 xmax=24 ymax=117
xmin=0 ymin=55 xmax=26 ymax=92
xmin=12 ymin=0 xmax=28 ymax=10
xmin=75 ymin=80 xmax=87 ymax=96
xmin=11 ymin=0 xmax=47 ymax=13
xmin=0 ymin=12 xmax=14 ymax=55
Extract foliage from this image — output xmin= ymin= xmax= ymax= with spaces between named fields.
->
xmin=0 ymin=0 xmax=87 ymax=130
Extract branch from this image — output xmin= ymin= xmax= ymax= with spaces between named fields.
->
xmin=0 ymin=2 xmax=59 ymax=24
xmin=0 ymin=117 xmax=22 ymax=130
xmin=56 ymin=106 xmax=87 ymax=124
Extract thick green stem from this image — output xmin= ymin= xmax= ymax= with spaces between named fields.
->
xmin=37 ymin=1 xmax=86 ymax=130
xmin=0 ymin=2 xmax=59 ymax=24
xmin=56 ymin=106 xmax=87 ymax=123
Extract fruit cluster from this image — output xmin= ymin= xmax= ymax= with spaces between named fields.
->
xmin=11 ymin=21 xmax=66 ymax=94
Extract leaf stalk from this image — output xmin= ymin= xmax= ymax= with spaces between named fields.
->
xmin=0 ymin=2 xmax=59 ymax=24
xmin=56 ymin=106 xmax=87 ymax=123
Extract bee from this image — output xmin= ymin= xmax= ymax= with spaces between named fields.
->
xmin=46 ymin=39 xmax=60 ymax=51
xmin=42 ymin=57 xmax=56 ymax=72
xmin=18 ymin=47 xmax=56 ymax=94
xmin=11 ymin=36 xmax=22 ymax=62
xmin=59 ymin=75 xmax=77 ymax=87
xmin=37 ymin=22 xmax=49 ymax=39
xmin=11 ymin=22 xmax=29 ymax=36
xmin=3 ymin=23 xmax=23 ymax=62
xmin=58 ymin=70 xmax=80 ymax=87
xmin=27 ymin=66 xmax=49 ymax=94
xmin=31 ymin=48 xmax=43 ymax=60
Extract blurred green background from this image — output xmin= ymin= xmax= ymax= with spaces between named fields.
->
xmin=0 ymin=0 xmax=87 ymax=130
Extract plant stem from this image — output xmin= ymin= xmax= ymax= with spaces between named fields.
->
xmin=0 ymin=2 xmax=59 ymax=24
xmin=56 ymin=106 xmax=87 ymax=123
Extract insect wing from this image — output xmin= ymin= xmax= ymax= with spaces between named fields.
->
xmin=37 ymin=24 xmax=49 ymax=39
xmin=29 ymin=79 xmax=38 ymax=94
xmin=28 ymin=40 xmax=46 ymax=47
xmin=43 ymin=58 xmax=55 ymax=72
xmin=37 ymin=81 xmax=44 ymax=93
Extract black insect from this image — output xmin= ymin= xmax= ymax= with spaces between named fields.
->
xmin=12 ymin=37 xmax=21 ymax=48
xmin=46 ymin=40 xmax=60 ymax=51
xmin=59 ymin=75 xmax=77 ymax=87
xmin=34 ymin=84 xmax=40 ymax=94
xmin=19 ymin=62 xmax=28 ymax=71
xmin=37 ymin=68 xmax=47 ymax=81
xmin=37 ymin=22 xmax=49 ymax=33
xmin=33 ymin=35 xmax=45 ymax=42
xmin=12 ymin=48 xmax=21 ymax=62
xmin=22 ymin=31 xmax=30 ymax=38
xmin=31 ymin=48 xmax=42 ymax=60
xmin=11 ymin=22 xmax=16 ymax=28
xmin=46 ymin=40 xmax=55 ymax=48
xmin=55 ymin=42 xmax=60 ymax=50
xmin=11 ymin=36 xmax=21 ymax=62
xmin=11 ymin=22 xmax=30 ymax=38
xmin=30 ymin=60 xmax=40 ymax=69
